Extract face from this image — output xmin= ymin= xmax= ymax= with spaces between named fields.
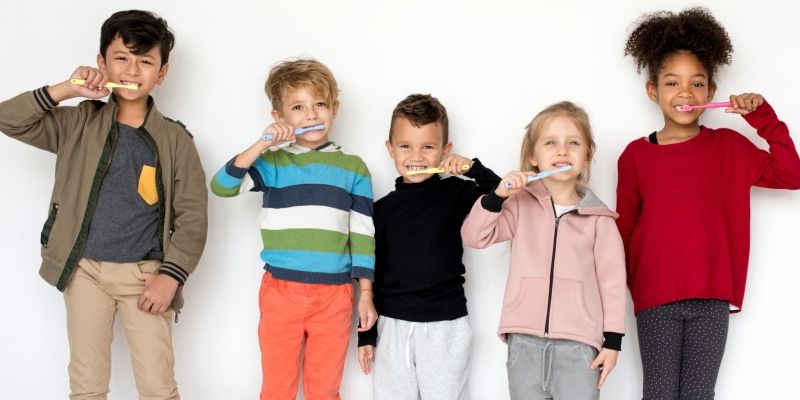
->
xmin=98 ymin=35 xmax=168 ymax=103
xmin=528 ymin=115 xmax=589 ymax=184
xmin=646 ymin=51 xmax=715 ymax=129
xmin=272 ymin=86 xmax=338 ymax=149
xmin=385 ymin=117 xmax=452 ymax=184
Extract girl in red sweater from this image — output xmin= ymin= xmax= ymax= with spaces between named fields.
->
xmin=617 ymin=8 xmax=800 ymax=399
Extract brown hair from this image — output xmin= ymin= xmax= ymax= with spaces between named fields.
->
xmin=265 ymin=58 xmax=339 ymax=111
xmin=520 ymin=101 xmax=596 ymax=186
xmin=388 ymin=94 xmax=449 ymax=144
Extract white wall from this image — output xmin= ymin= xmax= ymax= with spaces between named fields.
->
xmin=1 ymin=1 xmax=798 ymax=398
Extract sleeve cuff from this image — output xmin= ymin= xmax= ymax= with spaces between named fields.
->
xmin=225 ymin=157 xmax=249 ymax=179
xmin=742 ymin=100 xmax=775 ymax=130
xmin=159 ymin=261 xmax=189 ymax=286
xmin=33 ymin=86 xmax=58 ymax=111
xmin=351 ymin=266 xmax=375 ymax=282
xmin=464 ymin=158 xmax=484 ymax=179
xmin=602 ymin=332 xmax=624 ymax=351
xmin=480 ymin=191 xmax=506 ymax=212
xmin=358 ymin=325 xmax=378 ymax=347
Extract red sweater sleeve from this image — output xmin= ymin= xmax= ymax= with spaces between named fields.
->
xmin=615 ymin=143 xmax=642 ymax=288
xmin=742 ymin=101 xmax=800 ymax=189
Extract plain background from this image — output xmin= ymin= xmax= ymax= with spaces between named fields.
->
xmin=1 ymin=1 xmax=798 ymax=398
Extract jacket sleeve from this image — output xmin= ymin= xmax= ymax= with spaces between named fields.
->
xmin=741 ymin=101 xmax=800 ymax=189
xmin=0 ymin=87 xmax=81 ymax=154
xmin=349 ymin=160 xmax=376 ymax=281
xmin=457 ymin=158 xmax=502 ymax=218
xmin=460 ymin=191 xmax=519 ymax=249
xmin=614 ymin=146 xmax=641 ymax=289
xmin=593 ymin=216 xmax=627 ymax=339
xmin=158 ymin=132 xmax=209 ymax=285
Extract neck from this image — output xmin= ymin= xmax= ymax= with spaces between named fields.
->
xmin=657 ymin=120 xmax=701 ymax=144
xmin=541 ymin=179 xmax=581 ymax=205
xmin=115 ymin=96 xmax=149 ymax=128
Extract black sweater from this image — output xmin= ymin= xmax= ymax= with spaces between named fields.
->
xmin=358 ymin=159 xmax=500 ymax=346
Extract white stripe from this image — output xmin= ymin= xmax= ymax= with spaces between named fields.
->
xmin=260 ymin=205 xmax=350 ymax=234
xmin=349 ymin=211 xmax=375 ymax=236
xmin=239 ymin=175 xmax=255 ymax=193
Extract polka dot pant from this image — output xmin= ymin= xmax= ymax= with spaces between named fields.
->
xmin=637 ymin=299 xmax=729 ymax=400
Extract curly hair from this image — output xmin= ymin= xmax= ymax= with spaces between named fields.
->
xmin=624 ymin=7 xmax=733 ymax=84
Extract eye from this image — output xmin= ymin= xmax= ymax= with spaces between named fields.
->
xmin=399 ymin=144 xmax=410 ymax=149
xmin=315 ymin=101 xmax=327 ymax=108
xmin=424 ymin=145 xmax=435 ymax=150
xmin=115 ymin=56 xmax=127 ymax=62
xmin=692 ymin=82 xmax=706 ymax=88
xmin=665 ymin=81 xmax=678 ymax=87
xmin=569 ymin=140 xmax=582 ymax=146
xmin=140 ymin=60 xmax=154 ymax=65
xmin=291 ymin=105 xmax=302 ymax=111
xmin=543 ymin=140 xmax=555 ymax=145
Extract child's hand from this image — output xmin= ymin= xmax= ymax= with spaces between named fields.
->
xmin=358 ymin=345 xmax=375 ymax=375
xmin=137 ymin=273 xmax=179 ymax=314
xmin=357 ymin=291 xmax=378 ymax=332
xmin=68 ymin=66 xmax=110 ymax=99
xmin=590 ymin=348 xmax=619 ymax=389
xmin=439 ymin=154 xmax=474 ymax=175
xmin=495 ymin=171 xmax=536 ymax=198
xmin=261 ymin=122 xmax=296 ymax=148
xmin=726 ymin=93 xmax=764 ymax=115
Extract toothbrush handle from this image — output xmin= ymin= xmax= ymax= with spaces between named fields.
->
xmin=502 ymin=166 xmax=571 ymax=188
xmin=262 ymin=125 xmax=324 ymax=141
xmin=699 ymin=101 xmax=732 ymax=109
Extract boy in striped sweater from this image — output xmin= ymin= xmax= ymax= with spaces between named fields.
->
xmin=210 ymin=58 xmax=376 ymax=400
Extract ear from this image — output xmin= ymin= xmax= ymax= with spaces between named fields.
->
xmin=442 ymin=142 xmax=453 ymax=158
xmin=331 ymin=100 xmax=340 ymax=119
xmin=97 ymin=53 xmax=107 ymax=74
xmin=384 ymin=140 xmax=395 ymax=159
xmin=646 ymin=80 xmax=658 ymax=102
xmin=156 ymin=63 xmax=169 ymax=85
xmin=528 ymin=156 xmax=538 ymax=168
xmin=271 ymin=109 xmax=284 ymax=123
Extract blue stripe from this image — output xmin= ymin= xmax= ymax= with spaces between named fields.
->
xmin=262 ymin=184 xmax=352 ymax=211
xmin=261 ymin=249 xmax=352 ymax=274
xmin=351 ymin=254 xmax=375 ymax=269
xmin=214 ymin=165 xmax=243 ymax=189
xmin=252 ymin=159 xmax=373 ymax=199
xmin=352 ymin=194 xmax=373 ymax=216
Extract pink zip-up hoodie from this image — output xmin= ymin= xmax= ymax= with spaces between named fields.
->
xmin=461 ymin=181 xmax=626 ymax=350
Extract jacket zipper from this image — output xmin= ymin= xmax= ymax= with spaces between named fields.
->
xmin=543 ymin=200 xmax=578 ymax=337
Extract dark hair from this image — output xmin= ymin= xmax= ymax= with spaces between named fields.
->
xmin=624 ymin=7 xmax=732 ymax=84
xmin=389 ymin=94 xmax=449 ymax=144
xmin=100 ymin=10 xmax=175 ymax=65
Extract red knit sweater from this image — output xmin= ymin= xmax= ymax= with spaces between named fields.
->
xmin=616 ymin=101 xmax=800 ymax=314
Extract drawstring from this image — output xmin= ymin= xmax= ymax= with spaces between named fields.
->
xmin=542 ymin=340 xmax=553 ymax=391
xmin=405 ymin=322 xmax=416 ymax=369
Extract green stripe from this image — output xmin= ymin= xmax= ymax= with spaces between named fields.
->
xmin=263 ymin=150 xmax=370 ymax=177
xmin=210 ymin=178 xmax=240 ymax=197
xmin=350 ymin=232 xmax=375 ymax=256
xmin=261 ymin=228 xmax=350 ymax=253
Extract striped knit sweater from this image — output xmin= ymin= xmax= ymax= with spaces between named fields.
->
xmin=211 ymin=142 xmax=375 ymax=284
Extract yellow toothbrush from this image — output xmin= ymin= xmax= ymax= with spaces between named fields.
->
xmin=70 ymin=79 xmax=139 ymax=90
xmin=406 ymin=164 xmax=470 ymax=176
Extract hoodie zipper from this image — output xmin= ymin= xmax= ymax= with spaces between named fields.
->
xmin=543 ymin=199 xmax=578 ymax=337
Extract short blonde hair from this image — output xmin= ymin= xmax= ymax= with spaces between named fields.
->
xmin=520 ymin=101 xmax=596 ymax=186
xmin=265 ymin=58 xmax=339 ymax=111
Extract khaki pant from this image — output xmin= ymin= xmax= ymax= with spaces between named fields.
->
xmin=64 ymin=258 xmax=178 ymax=400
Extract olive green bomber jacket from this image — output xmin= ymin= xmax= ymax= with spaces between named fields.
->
xmin=0 ymin=87 xmax=208 ymax=311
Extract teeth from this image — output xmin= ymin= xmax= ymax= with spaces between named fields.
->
xmin=406 ymin=166 xmax=426 ymax=171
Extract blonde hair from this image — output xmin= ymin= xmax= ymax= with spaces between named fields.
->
xmin=520 ymin=101 xmax=596 ymax=186
xmin=265 ymin=58 xmax=339 ymax=111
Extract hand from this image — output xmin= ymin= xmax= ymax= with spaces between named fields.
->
xmin=358 ymin=345 xmax=375 ymax=375
xmin=439 ymin=154 xmax=474 ymax=175
xmin=137 ymin=273 xmax=179 ymax=314
xmin=261 ymin=122 xmax=296 ymax=148
xmin=726 ymin=92 xmax=764 ymax=115
xmin=357 ymin=291 xmax=377 ymax=332
xmin=494 ymin=171 xmax=536 ymax=198
xmin=68 ymin=66 xmax=110 ymax=99
xmin=590 ymin=348 xmax=619 ymax=389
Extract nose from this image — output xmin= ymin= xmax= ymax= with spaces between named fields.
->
xmin=556 ymin=142 xmax=568 ymax=155
xmin=306 ymin=106 xmax=318 ymax=121
xmin=125 ymin=60 xmax=140 ymax=77
xmin=677 ymin=82 xmax=694 ymax=98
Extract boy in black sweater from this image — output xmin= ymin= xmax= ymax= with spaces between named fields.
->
xmin=357 ymin=94 xmax=500 ymax=399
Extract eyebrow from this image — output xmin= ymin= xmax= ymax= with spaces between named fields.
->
xmin=663 ymin=72 xmax=707 ymax=79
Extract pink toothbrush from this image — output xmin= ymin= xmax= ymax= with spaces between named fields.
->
xmin=678 ymin=101 xmax=731 ymax=111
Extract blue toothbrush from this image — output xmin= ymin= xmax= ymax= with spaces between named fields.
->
xmin=262 ymin=124 xmax=325 ymax=141
xmin=503 ymin=165 xmax=573 ymax=189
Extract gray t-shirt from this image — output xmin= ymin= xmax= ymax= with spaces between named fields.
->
xmin=83 ymin=123 xmax=162 ymax=263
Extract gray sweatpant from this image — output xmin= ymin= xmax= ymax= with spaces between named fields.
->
xmin=506 ymin=333 xmax=600 ymax=400
xmin=373 ymin=316 xmax=472 ymax=400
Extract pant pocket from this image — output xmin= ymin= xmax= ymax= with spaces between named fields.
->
xmin=137 ymin=165 xmax=159 ymax=205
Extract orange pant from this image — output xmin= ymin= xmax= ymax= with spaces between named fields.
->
xmin=258 ymin=272 xmax=354 ymax=400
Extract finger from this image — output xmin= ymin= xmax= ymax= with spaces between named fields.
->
xmin=590 ymin=356 xmax=602 ymax=370
xmin=137 ymin=293 xmax=147 ymax=310
xmin=597 ymin=367 xmax=609 ymax=389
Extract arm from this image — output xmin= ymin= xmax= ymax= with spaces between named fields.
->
xmin=453 ymin=157 xmax=502 ymax=217
xmin=349 ymin=163 xmax=377 ymax=334
xmin=614 ymin=148 xmax=641 ymax=288
xmin=461 ymin=170 xmax=534 ymax=248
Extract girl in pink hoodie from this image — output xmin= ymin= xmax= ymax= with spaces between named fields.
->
xmin=462 ymin=101 xmax=626 ymax=400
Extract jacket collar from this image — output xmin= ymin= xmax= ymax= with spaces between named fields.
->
xmin=102 ymin=94 xmax=165 ymax=138
xmin=523 ymin=180 xmax=618 ymax=218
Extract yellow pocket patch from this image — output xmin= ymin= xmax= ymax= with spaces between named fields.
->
xmin=138 ymin=165 xmax=159 ymax=205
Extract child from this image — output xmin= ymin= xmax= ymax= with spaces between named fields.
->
xmin=210 ymin=58 xmax=377 ymax=400
xmin=461 ymin=101 xmax=626 ymax=400
xmin=356 ymin=94 xmax=501 ymax=399
xmin=0 ymin=10 xmax=208 ymax=399
xmin=617 ymin=8 xmax=800 ymax=399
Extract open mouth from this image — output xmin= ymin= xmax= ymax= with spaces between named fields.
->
xmin=674 ymin=104 xmax=693 ymax=112
xmin=121 ymin=81 xmax=141 ymax=88
xmin=406 ymin=165 xmax=428 ymax=171
xmin=551 ymin=161 xmax=572 ymax=168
